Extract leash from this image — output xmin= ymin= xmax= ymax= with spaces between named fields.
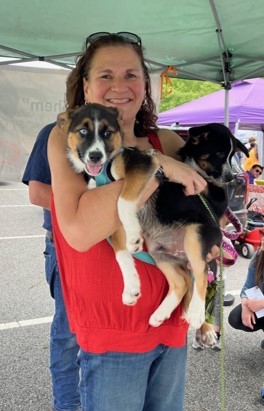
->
xmin=197 ymin=193 xmax=225 ymax=411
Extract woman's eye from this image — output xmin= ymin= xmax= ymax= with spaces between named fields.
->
xmin=126 ymin=73 xmax=136 ymax=79
xmin=79 ymin=128 xmax=88 ymax=136
xmin=100 ymin=74 xmax=111 ymax=80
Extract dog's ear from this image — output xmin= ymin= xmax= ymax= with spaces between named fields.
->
xmin=106 ymin=106 xmax=124 ymax=133
xmin=188 ymin=125 xmax=208 ymax=145
xmin=107 ymin=106 xmax=123 ymax=122
xmin=57 ymin=111 xmax=73 ymax=134
xmin=232 ymin=137 xmax=249 ymax=158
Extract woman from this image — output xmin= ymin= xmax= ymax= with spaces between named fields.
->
xmin=228 ymin=236 xmax=264 ymax=333
xmin=48 ymin=32 xmax=207 ymax=411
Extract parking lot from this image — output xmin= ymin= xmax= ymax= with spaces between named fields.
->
xmin=1 ymin=180 xmax=264 ymax=411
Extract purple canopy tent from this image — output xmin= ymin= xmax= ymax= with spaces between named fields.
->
xmin=158 ymin=78 xmax=264 ymax=132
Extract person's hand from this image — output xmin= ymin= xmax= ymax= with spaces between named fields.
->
xmin=241 ymin=299 xmax=256 ymax=329
xmin=244 ymin=298 xmax=264 ymax=313
xmin=160 ymin=155 xmax=207 ymax=196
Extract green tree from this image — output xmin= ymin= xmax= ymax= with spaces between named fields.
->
xmin=159 ymin=78 xmax=222 ymax=113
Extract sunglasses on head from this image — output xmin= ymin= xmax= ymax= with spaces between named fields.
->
xmin=86 ymin=32 xmax=142 ymax=49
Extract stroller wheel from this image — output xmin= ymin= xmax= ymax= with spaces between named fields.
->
xmin=241 ymin=243 xmax=255 ymax=259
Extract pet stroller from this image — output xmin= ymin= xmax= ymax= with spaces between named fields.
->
xmin=233 ymin=189 xmax=264 ymax=259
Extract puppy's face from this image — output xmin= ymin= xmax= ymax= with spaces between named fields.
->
xmin=180 ymin=123 xmax=249 ymax=181
xmin=57 ymin=103 xmax=123 ymax=176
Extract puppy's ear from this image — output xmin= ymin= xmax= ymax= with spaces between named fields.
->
xmin=107 ymin=106 xmax=123 ymax=121
xmin=188 ymin=125 xmax=207 ymax=144
xmin=233 ymin=137 xmax=249 ymax=158
xmin=107 ymin=106 xmax=124 ymax=132
xmin=57 ymin=111 xmax=72 ymax=134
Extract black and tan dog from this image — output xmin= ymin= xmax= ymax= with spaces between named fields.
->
xmin=57 ymin=103 xmax=248 ymax=344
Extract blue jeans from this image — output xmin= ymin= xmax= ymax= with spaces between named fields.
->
xmin=78 ymin=343 xmax=187 ymax=411
xmin=44 ymin=236 xmax=81 ymax=411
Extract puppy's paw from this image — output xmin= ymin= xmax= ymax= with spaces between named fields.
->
xmin=126 ymin=236 xmax=144 ymax=253
xmin=122 ymin=275 xmax=141 ymax=306
xmin=185 ymin=302 xmax=205 ymax=329
xmin=195 ymin=323 xmax=217 ymax=347
xmin=149 ymin=293 xmax=179 ymax=327
xmin=149 ymin=311 xmax=169 ymax=327
xmin=122 ymin=218 xmax=144 ymax=253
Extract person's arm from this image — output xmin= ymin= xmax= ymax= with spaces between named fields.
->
xmin=48 ymin=125 xmax=207 ymax=252
xmin=157 ymin=128 xmax=185 ymax=159
xmin=241 ymin=297 xmax=256 ymax=329
xmin=28 ymin=181 xmax=52 ymax=210
xmin=240 ymin=251 xmax=260 ymax=329
xmin=240 ymin=252 xmax=258 ymax=297
xmin=48 ymin=125 xmax=128 ymax=251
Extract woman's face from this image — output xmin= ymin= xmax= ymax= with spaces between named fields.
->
xmin=83 ymin=45 xmax=146 ymax=127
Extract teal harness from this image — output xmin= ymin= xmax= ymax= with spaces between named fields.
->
xmin=94 ymin=160 xmax=155 ymax=265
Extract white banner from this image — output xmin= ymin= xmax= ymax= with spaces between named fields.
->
xmin=0 ymin=65 xmax=68 ymax=182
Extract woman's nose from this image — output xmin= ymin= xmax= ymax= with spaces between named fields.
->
xmin=111 ymin=78 xmax=128 ymax=91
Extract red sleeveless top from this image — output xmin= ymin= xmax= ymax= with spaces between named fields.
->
xmin=51 ymin=132 xmax=188 ymax=353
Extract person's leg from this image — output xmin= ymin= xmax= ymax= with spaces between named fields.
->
xmin=143 ymin=344 xmax=187 ymax=411
xmin=44 ymin=236 xmax=81 ymax=411
xmin=212 ymin=279 xmax=224 ymax=350
xmin=78 ymin=343 xmax=187 ymax=411
xmin=228 ymin=303 xmax=264 ymax=332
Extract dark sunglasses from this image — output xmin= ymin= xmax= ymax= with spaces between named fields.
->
xmin=86 ymin=32 xmax=142 ymax=49
xmin=255 ymin=169 xmax=262 ymax=174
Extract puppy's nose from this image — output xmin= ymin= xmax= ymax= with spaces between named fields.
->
xmin=89 ymin=151 xmax=103 ymax=163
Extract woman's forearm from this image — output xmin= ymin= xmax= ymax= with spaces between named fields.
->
xmin=48 ymin=125 xmax=127 ymax=251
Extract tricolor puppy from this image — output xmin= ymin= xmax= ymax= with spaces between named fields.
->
xmin=57 ymin=103 xmax=160 ymax=304
xmin=57 ymin=104 xmax=248 ymax=345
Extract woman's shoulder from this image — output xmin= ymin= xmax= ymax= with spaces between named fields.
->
xmin=156 ymin=128 xmax=185 ymax=158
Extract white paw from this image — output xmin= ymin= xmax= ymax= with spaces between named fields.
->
xmin=126 ymin=231 xmax=144 ymax=253
xmin=149 ymin=293 xmax=179 ymax=327
xmin=185 ymin=300 xmax=205 ymax=329
xmin=122 ymin=274 xmax=141 ymax=306
xmin=202 ymin=330 xmax=217 ymax=347
xmin=149 ymin=310 xmax=169 ymax=327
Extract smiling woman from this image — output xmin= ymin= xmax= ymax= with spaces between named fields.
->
xmin=48 ymin=32 xmax=208 ymax=411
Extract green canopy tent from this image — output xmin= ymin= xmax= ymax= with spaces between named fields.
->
xmin=1 ymin=0 xmax=264 ymax=85
xmin=1 ymin=0 xmax=264 ymax=180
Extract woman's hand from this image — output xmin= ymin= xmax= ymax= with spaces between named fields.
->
xmin=244 ymin=298 xmax=264 ymax=313
xmin=241 ymin=298 xmax=256 ymax=329
xmin=160 ymin=154 xmax=207 ymax=196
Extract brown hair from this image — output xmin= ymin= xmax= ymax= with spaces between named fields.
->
xmin=65 ymin=34 xmax=158 ymax=136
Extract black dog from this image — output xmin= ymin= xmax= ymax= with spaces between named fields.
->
xmin=138 ymin=124 xmax=248 ymax=336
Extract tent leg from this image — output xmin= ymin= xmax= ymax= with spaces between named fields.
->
xmin=224 ymin=88 xmax=229 ymax=127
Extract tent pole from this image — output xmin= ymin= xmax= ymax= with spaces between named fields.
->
xmin=224 ymin=88 xmax=229 ymax=127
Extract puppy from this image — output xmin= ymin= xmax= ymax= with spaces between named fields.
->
xmin=57 ymin=104 xmax=248 ymax=344
xmin=57 ymin=103 xmax=160 ymax=306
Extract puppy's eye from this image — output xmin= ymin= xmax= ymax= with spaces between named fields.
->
xmin=216 ymin=152 xmax=225 ymax=158
xmin=103 ymin=130 xmax=113 ymax=138
xmin=200 ymin=154 xmax=209 ymax=160
xmin=79 ymin=128 xmax=88 ymax=137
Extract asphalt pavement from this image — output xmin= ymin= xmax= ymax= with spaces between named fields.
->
xmin=1 ymin=180 xmax=264 ymax=411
